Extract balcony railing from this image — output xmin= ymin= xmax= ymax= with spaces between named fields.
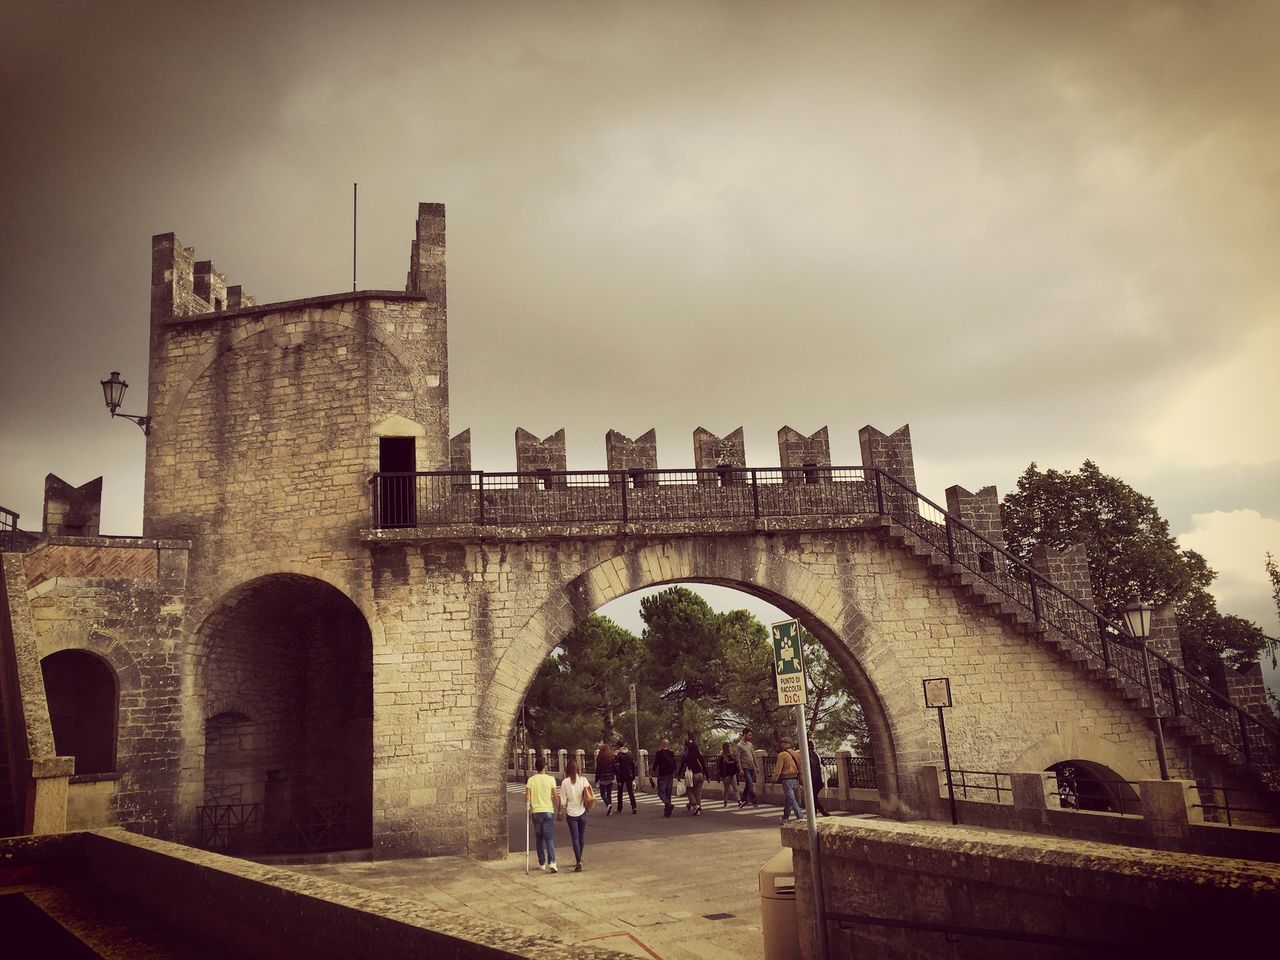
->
xmin=372 ymin=465 xmax=1280 ymax=783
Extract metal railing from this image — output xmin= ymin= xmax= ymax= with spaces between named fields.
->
xmin=197 ymin=802 xmax=262 ymax=852
xmin=948 ymin=769 xmax=1013 ymax=804
xmin=1046 ymin=772 xmax=1142 ymax=815
xmin=845 ymin=755 xmax=877 ymax=790
xmin=1191 ymin=784 xmax=1280 ymax=828
xmin=372 ymin=464 xmax=1280 ymax=783
xmin=0 ymin=507 xmax=19 ymax=551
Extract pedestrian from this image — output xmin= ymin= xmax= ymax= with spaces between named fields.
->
xmin=772 ymin=737 xmax=805 ymax=823
xmin=717 ymin=741 xmax=740 ymax=807
xmin=651 ymin=738 xmax=677 ymax=817
xmin=735 ymin=728 xmax=759 ymax=808
xmin=594 ymin=742 xmax=617 ymax=816
xmin=615 ymin=742 xmax=638 ymax=814
xmin=525 ymin=755 xmax=559 ymax=873
xmin=678 ymin=738 xmax=707 ymax=815
xmin=559 ymin=758 xmax=593 ymax=872
xmin=807 ymin=741 xmax=831 ymax=817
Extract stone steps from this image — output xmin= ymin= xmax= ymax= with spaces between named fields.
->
xmin=873 ymin=518 xmax=1278 ymax=793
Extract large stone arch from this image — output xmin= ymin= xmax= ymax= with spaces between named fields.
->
xmin=470 ymin=535 xmax=933 ymax=856
xmin=187 ymin=573 xmax=374 ymax=853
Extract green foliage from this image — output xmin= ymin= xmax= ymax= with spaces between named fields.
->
xmin=1002 ymin=461 xmax=1269 ymax=676
xmin=521 ymin=586 xmax=871 ymax=758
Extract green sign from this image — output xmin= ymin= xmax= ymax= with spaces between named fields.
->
xmin=771 ymin=619 xmax=807 ymax=706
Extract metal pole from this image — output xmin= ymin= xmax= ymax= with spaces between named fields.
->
xmin=938 ymin=707 xmax=958 ymax=825
xmin=795 ymin=707 xmax=829 ymax=960
xmin=631 ymin=685 xmax=641 ymax=771
xmin=352 ymin=182 xmax=358 ymax=292
xmin=1140 ymin=640 xmax=1170 ymax=780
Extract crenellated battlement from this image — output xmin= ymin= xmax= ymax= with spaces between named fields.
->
xmin=150 ymin=233 xmax=255 ymax=321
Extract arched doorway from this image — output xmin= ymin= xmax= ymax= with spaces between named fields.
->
xmin=196 ymin=575 xmax=373 ymax=853
xmin=41 ymin=649 xmax=117 ymax=775
xmin=1045 ymin=759 xmax=1140 ymax=813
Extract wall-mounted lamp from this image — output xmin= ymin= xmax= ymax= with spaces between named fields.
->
xmin=100 ymin=371 xmax=151 ymax=435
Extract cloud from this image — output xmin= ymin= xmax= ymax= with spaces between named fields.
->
xmin=1178 ymin=509 xmax=1280 ymax=635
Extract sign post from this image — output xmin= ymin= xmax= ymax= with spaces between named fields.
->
xmin=629 ymin=682 xmax=640 ymax=767
xmin=923 ymin=677 xmax=957 ymax=825
xmin=771 ymin=619 xmax=829 ymax=960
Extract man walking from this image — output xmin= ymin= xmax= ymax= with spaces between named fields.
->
xmin=525 ymin=755 xmax=560 ymax=873
xmin=735 ymin=728 xmax=759 ymax=808
xmin=772 ymin=737 xmax=804 ymax=824
xmin=652 ymin=738 xmax=677 ymax=817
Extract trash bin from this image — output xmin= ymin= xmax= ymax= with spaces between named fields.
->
xmin=759 ymin=847 xmax=799 ymax=960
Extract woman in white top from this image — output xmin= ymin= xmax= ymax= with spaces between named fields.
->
xmin=559 ymin=758 xmax=592 ymax=872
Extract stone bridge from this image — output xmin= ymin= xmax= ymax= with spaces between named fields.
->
xmin=1 ymin=202 xmax=1276 ymax=859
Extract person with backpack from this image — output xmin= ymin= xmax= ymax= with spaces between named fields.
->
xmin=771 ymin=737 xmax=805 ymax=824
xmin=614 ymin=742 xmax=637 ymax=814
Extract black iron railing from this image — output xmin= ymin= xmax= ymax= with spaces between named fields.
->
xmin=0 ymin=507 xmax=19 ymax=551
xmin=1191 ymin=784 xmax=1280 ymax=827
xmin=948 ymin=769 xmax=1013 ymax=804
xmin=372 ymin=465 xmax=1280 ymax=782
xmin=1047 ymin=772 xmax=1142 ymax=815
xmin=198 ymin=802 xmax=262 ymax=852
xmin=845 ymin=755 xmax=877 ymax=790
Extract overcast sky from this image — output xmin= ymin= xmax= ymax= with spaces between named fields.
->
xmin=2 ymin=2 xmax=1277 ymax=681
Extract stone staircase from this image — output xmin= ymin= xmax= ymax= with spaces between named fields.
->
xmin=871 ymin=504 xmax=1280 ymax=791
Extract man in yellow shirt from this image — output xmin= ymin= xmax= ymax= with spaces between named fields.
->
xmin=772 ymin=737 xmax=804 ymax=824
xmin=525 ymin=756 xmax=560 ymax=873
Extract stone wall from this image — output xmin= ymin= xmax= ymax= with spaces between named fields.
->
xmin=361 ymin=525 xmax=1199 ymax=859
xmin=18 ymin=537 xmax=189 ymax=836
xmin=785 ymin=818 xmax=1280 ymax=958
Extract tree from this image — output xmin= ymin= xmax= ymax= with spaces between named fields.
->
xmin=522 ymin=613 xmax=644 ymax=750
xmin=639 ymin=586 xmax=729 ymax=732
xmin=1002 ymin=461 xmax=1269 ymax=677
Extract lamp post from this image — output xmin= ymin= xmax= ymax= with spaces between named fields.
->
xmin=1124 ymin=596 xmax=1168 ymax=780
xmin=99 ymin=372 xmax=151 ymax=435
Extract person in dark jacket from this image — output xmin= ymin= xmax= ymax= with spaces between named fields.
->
xmin=594 ymin=743 xmax=617 ymax=815
xmin=807 ymin=741 xmax=830 ymax=816
xmin=651 ymin=739 xmax=677 ymax=817
xmin=677 ymin=738 xmax=708 ymax=815
xmin=614 ymin=743 xmax=637 ymax=814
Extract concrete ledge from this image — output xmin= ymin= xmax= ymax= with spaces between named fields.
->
xmin=784 ymin=818 xmax=1280 ymax=958
xmin=2 ymin=830 xmax=628 ymax=960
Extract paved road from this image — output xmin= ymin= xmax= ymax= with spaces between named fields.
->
xmin=297 ymin=784 xmax=874 ymax=960
xmin=507 ymin=781 xmax=819 ymax=854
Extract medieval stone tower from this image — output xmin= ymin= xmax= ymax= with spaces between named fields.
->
xmin=143 ymin=204 xmax=452 ymax=853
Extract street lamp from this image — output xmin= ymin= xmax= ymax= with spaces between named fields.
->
xmin=99 ymin=372 xmax=151 ymax=435
xmin=1123 ymin=595 xmax=1168 ymax=780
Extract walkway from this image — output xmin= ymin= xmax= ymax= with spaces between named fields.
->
xmin=291 ymin=785 xmax=876 ymax=960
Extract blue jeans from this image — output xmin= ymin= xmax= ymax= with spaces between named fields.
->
xmin=566 ymin=812 xmax=588 ymax=862
xmin=657 ymin=775 xmax=674 ymax=809
xmin=531 ymin=812 xmax=556 ymax=865
xmin=741 ymin=769 xmax=757 ymax=804
xmin=780 ymin=777 xmax=803 ymax=821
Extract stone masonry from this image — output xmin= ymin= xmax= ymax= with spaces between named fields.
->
xmin=4 ymin=202 xmax=1272 ymax=861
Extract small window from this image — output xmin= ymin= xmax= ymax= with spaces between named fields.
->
xmin=803 ymin=462 xmax=819 ymax=485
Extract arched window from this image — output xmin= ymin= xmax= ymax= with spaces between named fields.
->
xmin=41 ymin=650 xmax=118 ymax=775
xmin=1045 ymin=759 xmax=1139 ymax=813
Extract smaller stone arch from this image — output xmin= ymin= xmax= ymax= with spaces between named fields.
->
xmin=41 ymin=648 xmax=118 ymax=776
xmin=1010 ymin=727 xmax=1150 ymax=785
xmin=1044 ymin=758 xmax=1141 ymax=813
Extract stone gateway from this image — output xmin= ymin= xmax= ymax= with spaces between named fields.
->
xmin=1 ymin=204 xmax=1275 ymax=860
